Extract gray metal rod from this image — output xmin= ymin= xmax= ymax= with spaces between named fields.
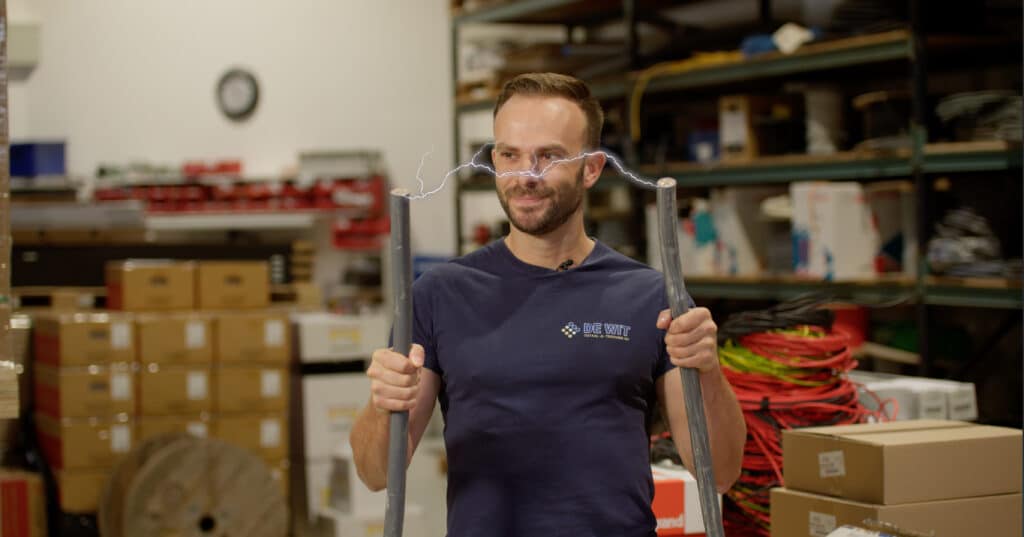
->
xmin=384 ymin=188 xmax=412 ymax=537
xmin=655 ymin=177 xmax=724 ymax=537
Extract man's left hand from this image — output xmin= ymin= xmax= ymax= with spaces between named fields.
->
xmin=656 ymin=307 xmax=719 ymax=374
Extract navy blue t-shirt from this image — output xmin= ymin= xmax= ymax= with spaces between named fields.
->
xmin=413 ymin=239 xmax=679 ymax=537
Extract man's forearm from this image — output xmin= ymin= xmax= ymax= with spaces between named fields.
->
xmin=350 ymin=401 xmax=391 ymax=491
xmin=700 ymin=368 xmax=746 ymax=492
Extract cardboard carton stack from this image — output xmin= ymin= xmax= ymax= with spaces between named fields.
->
xmin=31 ymin=259 xmax=290 ymax=514
xmin=0 ymin=470 xmax=47 ymax=536
xmin=32 ymin=311 xmax=137 ymax=513
xmin=771 ymin=420 xmax=1022 ymax=537
xmin=194 ymin=261 xmax=290 ymax=500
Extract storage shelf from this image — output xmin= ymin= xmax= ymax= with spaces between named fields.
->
xmin=684 ymin=276 xmax=916 ymax=304
xmin=456 ymin=30 xmax=911 ymax=113
xmin=453 ymin=0 xmax=679 ymax=26
xmin=145 ymin=211 xmax=323 ymax=231
xmin=924 ymin=277 xmax=1023 ymax=309
xmin=641 ymin=141 xmax=1021 ymax=187
xmin=682 ymin=275 xmax=1023 ymax=309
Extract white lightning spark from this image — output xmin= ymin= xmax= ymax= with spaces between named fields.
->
xmin=406 ymin=145 xmax=656 ymax=201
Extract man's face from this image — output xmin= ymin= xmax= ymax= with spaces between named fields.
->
xmin=492 ymin=95 xmax=597 ymax=236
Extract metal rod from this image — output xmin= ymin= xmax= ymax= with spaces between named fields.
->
xmin=384 ymin=188 xmax=412 ymax=537
xmin=655 ymin=177 xmax=724 ymax=537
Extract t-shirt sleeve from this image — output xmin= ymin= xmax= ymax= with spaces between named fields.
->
xmin=386 ymin=274 xmax=441 ymax=376
xmin=413 ymin=275 xmax=442 ymax=376
xmin=653 ymin=291 xmax=697 ymax=380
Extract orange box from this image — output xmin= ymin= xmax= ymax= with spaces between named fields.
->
xmin=106 ymin=260 xmax=196 ymax=311
xmin=211 ymin=413 xmax=288 ymax=461
xmin=35 ymin=413 xmax=134 ymax=470
xmin=33 ymin=313 xmax=135 ymax=366
xmin=651 ymin=465 xmax=717 ymax=536
xmin=214 ymin=312 xmax=290 ymax=363
xmin=0 ymin=470 xmax=47 ymax=536
xmin=34 ymin=363 xmax=135 ymax=419
xmin=213 ymin=365 xmax=289 ymax=414
xmin=136 ymin=313 xmax=214 ymax=364
xmin=196 ymin=261 xmax=269 ymax=310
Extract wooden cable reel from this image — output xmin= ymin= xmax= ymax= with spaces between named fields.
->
xmin=99 ymin=434 xmax=287 ymax=537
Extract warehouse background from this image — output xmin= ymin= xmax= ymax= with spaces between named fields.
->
xmin=0 ymin=0 xmax=1021 ymax=536
xmin=7 ymin=0 xmax=458 ymax=254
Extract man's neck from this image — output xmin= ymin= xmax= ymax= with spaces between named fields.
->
xmin=504 ymin=219 xmax=595 ymax=271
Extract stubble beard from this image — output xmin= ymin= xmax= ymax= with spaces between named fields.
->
xmin=498 ymin=166 xmax=585 ymax=236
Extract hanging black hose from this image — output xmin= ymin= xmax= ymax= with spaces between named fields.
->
xmin=383 ymin=188 xmax=412 ymax=537
xmin=716 ymin=295 xmax=836 ymax=344
xmin=656 ymin=177 xmax=724 ymax=537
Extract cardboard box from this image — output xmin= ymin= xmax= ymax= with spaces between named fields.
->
xmin=848 ymin=370 xmax=978 ymax=421
xmin=305 ymin=454 xmax=386 ymax=522
xmin=106 ymin=260 xmax=196 ymax=311
xmin=0 ymin=470 xmax=47 ymax=536
xmin=56 ymin=469 xmax=109 ymax=513
xmin=34 ymin=363 xmax=134 ymax=419
xmin=651 ymin=465 xmax=718 ymax=535
xmin=770 ymin=487 xmax=1022 ymax=537
xmin=215 ymin=312 xmax=290 ymax=363
xmin=196 ymin=261 xmax=269 ymax=310
xmin=136 ymin=313 xmax=214 ymax=364
xmin=268 ymin=458 xmax=290 ymax=502
xmin=301 ymin=373 xmax=369 ymax=459
xmin=137 ymin=363 xmax=212 ymax=416
xmin=293 ymin=312 xmax=388 ymax=363
xmin=9 ymin=312 xmax=31 ymax=416
xmin=791 ymin=182 xmax=880 ymax=281
xmin=719 ymin=94 xmax=804 ymax=162
xmin=214 ymin=365 xmax=288 ymax=413
xmin=35 ymin=413 xmax=133 ymax=470
xmin=33 ymin=313 xmax=135 ymax=366
xmin=136 ymin=414 xmax=212 ymax=443
xmin=212 ymin=413 xmax=288 ymax=460
xmin=783 ymin=420 xmax=1022 ymax=505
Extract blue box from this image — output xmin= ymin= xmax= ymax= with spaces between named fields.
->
xmin=10 ymin=142 xmax=66 ymax=177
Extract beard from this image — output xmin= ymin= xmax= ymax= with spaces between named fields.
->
xmin=497 ymin=165 xmax=585 ymax=236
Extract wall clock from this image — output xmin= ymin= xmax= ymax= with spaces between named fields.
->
xmin=217 ymin=68 xmax=260 ymax=122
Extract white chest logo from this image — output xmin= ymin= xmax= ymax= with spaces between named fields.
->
xmin=561 ymin=321 xmax=631 ymax=342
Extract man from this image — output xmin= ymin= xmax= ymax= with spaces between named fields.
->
xmin=351 ymin=73 xmax=745 ymax=536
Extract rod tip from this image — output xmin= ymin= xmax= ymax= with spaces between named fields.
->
xmin=657 ymin=177 xmax=677 ymax=189
xmin=390 ymin=188 xmax=411 ymax=197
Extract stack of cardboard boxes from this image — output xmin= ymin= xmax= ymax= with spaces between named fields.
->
xmin=771 ymin=420 xmax=1022 ymax=537
xmin=34 ymin=311 xmax=136 ymax=512
xmin=33 ymin=259 xmax=292 ymax=514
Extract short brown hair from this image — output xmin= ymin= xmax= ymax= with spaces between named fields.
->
xmin=493 ymin=73 xmax=604 ymax=149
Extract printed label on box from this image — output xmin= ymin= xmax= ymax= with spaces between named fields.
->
xmin=261 ymin=370 xmax=282 ymax=398
xmin=187 ymin=422 xmax=208 ymax=438
xmin=818 ymin=450 xmax=846 ymax=478
xmin=186 ymin=321 xmax=207 ymax=349
xmin=110 ymin=322 xmax=131 ymax=349
xmin=110 ymin=425 xmax=131 ymax=453
xmin=264 ymin=320 xmax=285 ymax=347
xmin=260 ymin=419 xmax=281 ymax=447
xmin=110 ymin=372 xmax=132 ymax=401
xmin=808 ymin=511 xmax=837 ymax=537
xmin=187 ymin=371 xmax=208 ymax=401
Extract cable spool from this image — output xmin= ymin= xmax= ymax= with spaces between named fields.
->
xmin=100 ymin=434 xmax=287 ymax=537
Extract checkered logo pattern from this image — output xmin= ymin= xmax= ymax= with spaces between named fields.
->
xmin=561 ymin=322 xmax=580 ymax=339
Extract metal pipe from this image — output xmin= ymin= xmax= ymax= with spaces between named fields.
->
xmin=384 ymin=188 xmax=412 ymax=537
xmin=655 ymin=177 xmax=724 ymax=537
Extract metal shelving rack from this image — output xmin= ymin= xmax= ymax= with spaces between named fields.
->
xmin=450 ymin=0 xmax=1023 ymax=372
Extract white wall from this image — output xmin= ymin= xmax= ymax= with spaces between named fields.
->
xmin=7 ymin=0 xmax=457 ymax=255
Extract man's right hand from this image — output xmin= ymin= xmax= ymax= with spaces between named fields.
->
xmin=366 ymin=344 xmax=424 ymax=413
